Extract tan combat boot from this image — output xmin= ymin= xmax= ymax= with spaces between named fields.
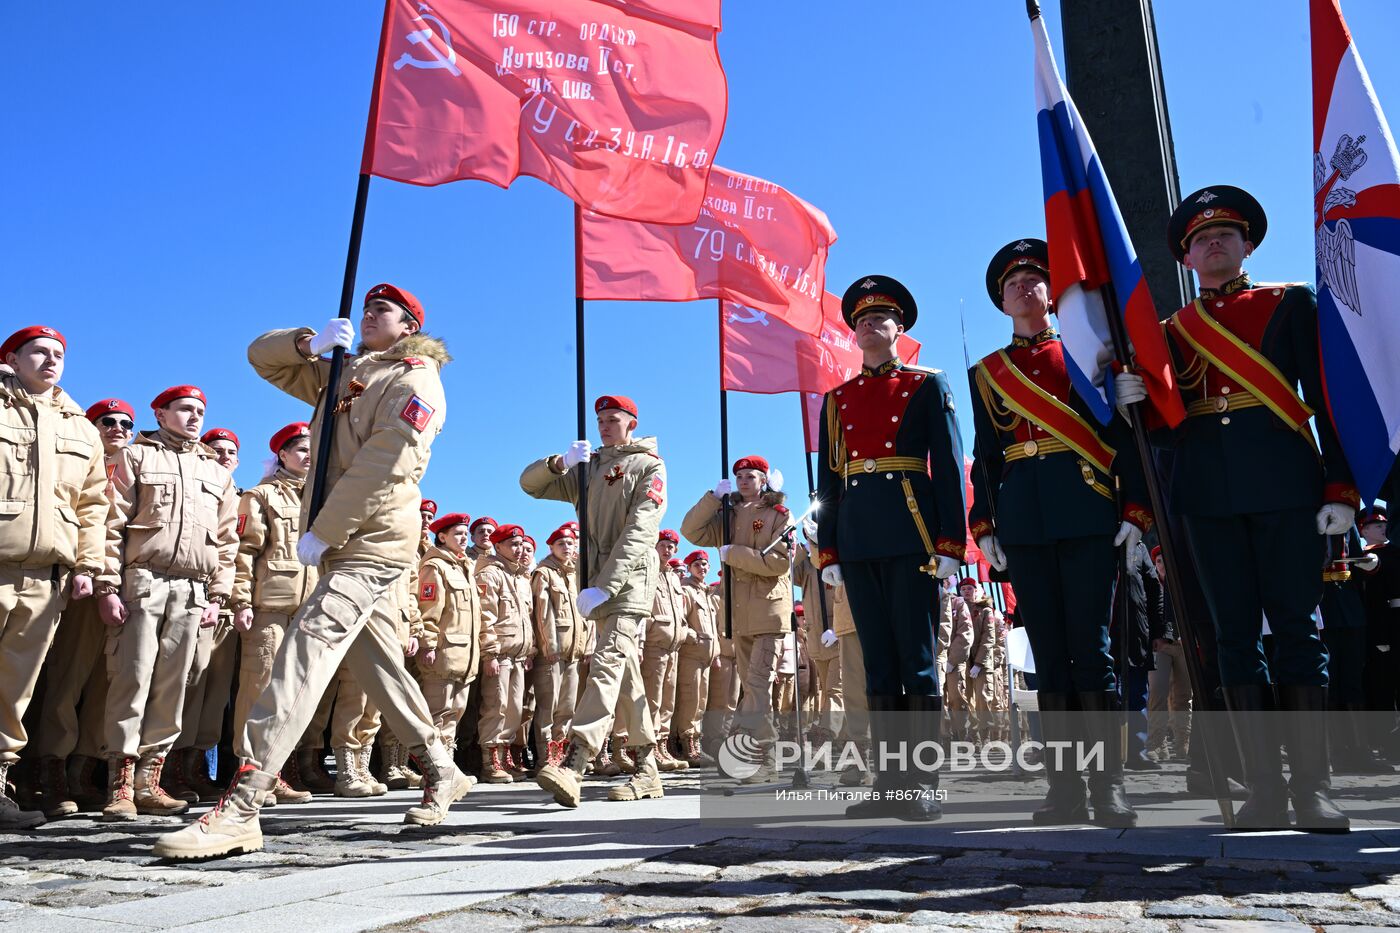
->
xmin=186 ymin=748 xmax=224 ymax=803
xmin=135 ymin=754 xmax=191 ymax=816
xmin=0 ymin=761 xmax=46 ymax=829
xmin=505 ymin=745 xmax=528 ymax=777
xmin=615 ymin=744 xmax=637 ymax=774
xmin=607 ymin=745 xmax=664 ymax=801
xmin=68 ymin=756 xmax=106 ymax=811
xmin=383 ymin=740 xmax=422 ymax=790
xmin=37 ymin=756 xmax=77 ymax=818
xmin=357 ymin=746 xmax=387 ymax=795
xmin=656 ymin=742 xmax=688 ymax=773
xmin=297 ymin=746 xmax=336 ymax=793
xmin=683 ymin=734 xmax=715 ymax=769
xmin=593 ymin=740 xmax=621 ymax=778
xmin=482 ymin=746 xmax=513 ymax=784
xmin=102 ymin=755 xmax=138 ymax=821
xmin=536 ymin=741 xmax=591 ymax=808
xmin=153 ymin=765 xmax=276 ymax=861
xmin=403 ymin=742 xmax=474 ymax=826
xmin=271 ymin=772 xmax=311 ymax=805
xmin=333 ymin=747 xmax=375 ymax=797
xmin=160 ymin=749 xmax=199 ymax=805
xmin=739 ymin=744 xmax=778 ymax=785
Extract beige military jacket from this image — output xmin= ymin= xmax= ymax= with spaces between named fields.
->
xmin=476 ymin=553 xmax=534 ymax=662
xmin=519 ymin=437 xmax=666 ymax=620
xmin=681 ymin=491 xmax=795 ymax=637
xmin=466 ymin=544 xmax=491 ymax=566
xmin=231 ymin=469 xmax=317 ymax=613
xmin=0 ymin=371 xmax=108 ymax=575
xmin=100 ymin=430 xmax=238 ymax=598
xmin=418 ymin=544 xmax=482 ymax=681
xmin=709 ymin=582 xmax=735 ymax=657
xmin=791 ymin=545 xmax=842 ymax=661
xmin=646 ymin=564 xmax=693 ymax=652
xmin=247 ymin=329 xmax=448 ymax=569
xmin=680 ymin=576 xmax=719 ymax=663
xmin=941 ymin=592 xmax=974 ymax=667
xmin=967 ymin=597 xmax=998 ymax=670
xmin=531 ymin=553 xmax=587 ymax=661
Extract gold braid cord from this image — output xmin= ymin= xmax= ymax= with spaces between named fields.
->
xmin=975 ymin=367 xmax=1023 ymax=434
xmin=825 ymin=394 xmax=848 ymax=476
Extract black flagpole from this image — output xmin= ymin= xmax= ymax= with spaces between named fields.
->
xmin=574 ymin=205 xmax=591 ymax=581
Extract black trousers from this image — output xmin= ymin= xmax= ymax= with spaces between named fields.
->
xmin=842 ymin=554 xmax=939 ymax=697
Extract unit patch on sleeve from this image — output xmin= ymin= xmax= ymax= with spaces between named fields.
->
xmin=646 ymin=475 xmax=665 ymax=505
xmin=400 ymin=395 xmax=435 ymax=432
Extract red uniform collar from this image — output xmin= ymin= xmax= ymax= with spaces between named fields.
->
xmin=1198 ymin=273 xmax=1253 ymax=300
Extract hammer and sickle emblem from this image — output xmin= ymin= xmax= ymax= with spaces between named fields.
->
xmin=727 ymin=306 xmax=770 ymax=327
xmin=394 ymin=3 xmax=462 ymax=76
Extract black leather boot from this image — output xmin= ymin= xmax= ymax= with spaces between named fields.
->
xmin=1277 ymin=685 xmax=1349 ymax=832
xmin=1223 ymin=684 xmax=1290 ymax=831
xmin=1336 ymin=703 xmax=1393 ymax=775
xmin=1077 ymin=691 xmax=1137 ymax=828
xmin=846 ymin=695 xmax=904 ymax=819
xmin=1032 ymin=692 xmax=1089 ymax=825
xmin=898 ymin=694 xmax=943 ymax=822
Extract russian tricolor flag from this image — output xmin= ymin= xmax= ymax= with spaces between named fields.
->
xmin=1312 ymin=0 xmax=1400 ymax=502
xmin=1031 ymin=13 xmax=1184 ymax=428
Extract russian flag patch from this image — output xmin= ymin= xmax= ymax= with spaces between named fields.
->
xmin=400 ymin=395 xmax=435 ymax=432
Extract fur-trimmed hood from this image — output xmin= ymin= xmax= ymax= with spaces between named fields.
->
xmin=362 ymin=333 xmax=452 ymax=367
xmin=759 ymin=489 xmax=788 ymax=509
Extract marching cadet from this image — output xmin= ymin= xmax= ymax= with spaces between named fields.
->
xmin=416 ymin=512 xmax=483 ymax=767
xmin=467 ymin=516 xmax=496 ymax=566
xmin=941 ymin=580 xmax=974 ymax=741
xmin=226 ymin=422 xmax=317 ymax=806
xmin=94 ymin=385 xmax=238 ymax=821
xmin=165 ymin=426 xmax=245 ymax=804
xmin=791 ymin=547 xmax=845 ymax=746
xmin=0 ymin=327 xmax=109 ymax=829
xmin=643 ymin=529 xmax=693 ymax=772
xmin=476 ymin=523 xmax=535 ymax=783
xmin=675 ymin=550 xmax=719 ymax=767
xmin=420 ymin=499 xmax=437 ymax=556
xmin=682 ymin=455 xmax=796 ymax=784
xmin=800 ymin=521 xmax=867 ymax=786
xmin=815 ymin=276 xmax=967 ymax=822
xmin=958 ymin=579 xmax=999 ymax=747
xmin=702 ymin=575 xmax=739 ymax=760
xmin=155 ymin=283 xmax=472 ymax=860
xmin=969 ymin=241 xmax=1146 ymax=827
xmin=530 ymin=522 xmax=586 ymax=768
xmin=523 ymin=394 xmax=667 ymax=807
xmin=1116 ymin=187 xmax=1358 ymax=831
xmin=513 ymin=534 xmax=538 ymax=772
xmin=32 ymin=397 xmax=131 ymax=817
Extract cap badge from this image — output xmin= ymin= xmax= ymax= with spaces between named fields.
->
xmin=860 ymin=278 xmax=877 ymax=289
xmin=1013 ymin=241 xmax=1032 ymax=252
xmin=1196 ymin=190 xmax=1218 ymax=203
xmin=1203 ymin=209 xmax=1215 ymax=218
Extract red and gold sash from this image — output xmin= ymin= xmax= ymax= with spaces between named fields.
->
xmin=1170 ymin=299 xmax=1313 ymax=431
xmin=977 ymin=350 xmax=1115 ymax=474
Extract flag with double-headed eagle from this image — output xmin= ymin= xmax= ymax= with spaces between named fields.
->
xmin=1312 ymin=0 xmax=1400 ymax=501
xmin=1030 ymin=12 xmax=1184 ymax=428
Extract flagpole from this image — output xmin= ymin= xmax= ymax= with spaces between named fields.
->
xmin=718 ymin=300 xmax=734 ymax=640
xmin=574 ymin=205 xmax=591 ymax=582
xmin=800 ymin=394 xmax=834 ymax=637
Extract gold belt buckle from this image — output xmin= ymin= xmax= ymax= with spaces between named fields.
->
xmin=1022 ymin=440 xmax=1038 ymax=457
xmin=1081 ymin=463 xmax=1096 ymax=485
xmin=863 ymin=458 xmax=877 ymax=473
xmin=1213 ymin=396 xmax=1228 ymax=413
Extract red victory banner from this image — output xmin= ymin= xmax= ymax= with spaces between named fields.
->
xmin=615 ymin=0 xmax=720 ymax=28
xmin=363 ymin=0 xmax=728 ymax=223
xmin=579 ymin=165 xmax=836 ymax=335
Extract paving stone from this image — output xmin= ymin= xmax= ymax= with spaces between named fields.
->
xmin=1011 ymin=899 xmax=1143 ymax=919
xmin=803 ymin=886 xmax=921 ymax=904
xmin=1144 ymin=901 xmax=1298 ymax=922
xmin=477 ymin=891 xmax=609 ymax=921
xmin=1354 ymin=884 xmax=1400 ymax=900
xmin=1203 ymin=857 xmax=1316 ymax=873
xmin=1237 ymin=892 xmax=1365 ymax=909
xmin=613 ymin=894 xmax=743 ymax=915
xmin=700 ymin=880 xmax=802 ymax=898
xmin=939 ymin=853 xmax=1053 ymax=870
xmin=647 ymin=918 xmax=715 ymax=931
xmin=1015 ymin=916 xmax=1166 ymax=933
xmin=1175 ymin=923 xmax=1314 ymax=933
xmin=747 ymin=859 xmax=854 ymax=875
xmin=634 ymin=860 xmax=721 ymax=879
xmin=1292 ymin=908 xmax=1400 ymax=927
xmin=711 ymin=917 xmax=851 ymax=932
xmin=906 ymin=910 xmax=1017 ymax=930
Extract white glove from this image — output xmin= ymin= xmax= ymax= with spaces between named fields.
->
xmin=977 ymin=535 xmax=1007 ymax=573
xmin=1113 ymin=520 xmax=1143 ymax=552
xmin=767 ymin=468 xmax=784 ymax=493
xmin=1317 ymin=503 xmax=1357 ymax=536
xmin=307 ymin=318 xmax=354 ymax=356
xmin=821 ymin=564 xmax=844 ymax=587
xmin=718 ymin=544 xmax=733 ymax=563
xmin=934 ymin=555 xmax=959 ymax=579
xmin=713 ymin=478 xmax=734 ymax=498
xmin=1113 ymin=371 xmax=1148 ymax=414
xmin=562 ymin=439 xmax=592 ymax=469
xmin=576 ymin=586 xmax=607 ymax=616
xmin=802 ymin=517 xmax=818 ymax=542
xmin=820 ymin=629 xmax=837 ymax=648
xmin=969 ymin=664 xmax=982 ymax=679
xmin=297 ymin=531 xmax=330 ymax=566
xmin=1357 ymin=551 xmax=1381 ymax=573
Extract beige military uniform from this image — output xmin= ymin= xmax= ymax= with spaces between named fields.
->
xmin=704 ymin=582 xmax=739 ymax=742
xmin=99 ymin=430 xmax=238 ymax=760
xmin=476 ymin=553 xmax=534 ymax=748
xmin=940 ymin=591 xmax=974 ymax=720
xmin=792 ymin=545 xmax=845 ymax=736
xmin=0 ymin=372 xmax=108 ymax=764
xmin=520 ymin=437 xmax=665 ymax=756
xmin=964 ymin=597 xmax=1000 ymax=739
xmin=681 ymin=491 xmax=794 ymax=745
xmin=227 ymin=469 xmax=317 ymax=758
xmin=417 ymin=544 xmax=481 ymax=746
xmin=530 ymin=552 xmax=585 ymax=746
xmin=238 ymin=329 xmax=450 ymax=776
xmin=642 ymin=566 xmax=691 ymax=740
xmin=829 ymin=572 xmax=867 ymax=747
xmin=674 ymin=576 xmax=719 ymax=740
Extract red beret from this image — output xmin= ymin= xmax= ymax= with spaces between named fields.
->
xmin=957 ymin=577 xmax=978 ymax=590
xmin=547 ymin=522 xmax=579 ymax=546
xmin=658 ymin=529 xmax=680 ymax=545
xmin=1 ymin=325 xmax=65 ymax=360
xmin=429 ymin=512 xmax=470 ymax=535
xmin=153 ymin=385 xmax=206 ymax=410
xmin=269 ymin=422 xmax=309 ymax=453
xmin=364 ymin=282 xmax=425 ymax=326
xmin=1151 ymin=545 xmax=1163 ymax=563
xmin=489 ymin=523 xmax=525 ymax=544
xmin=668 ymin=558 xmax=682 ymax=568
xmin=202 ymin=428 xmax=239 ymax=448
xmin=420 ymin=499 xmax=438 ymax=516
xmin=683 ymin=550 xmax=707 ymax=565
xmin=733 ymin=455 xmax=770 ymax=474
xmin=594 ymin=395 xmax=638 ymax=417
xmin=524 ymin=536 xmax=536 ymax=550
xmin=471 ymin=516 xmax=498 ymax=533
xmin=795 ymin=602 xmax=805 ymax=616
xmin=86 ymin=398 xmax=134 ymax=423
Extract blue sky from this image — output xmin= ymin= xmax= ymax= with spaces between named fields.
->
xmin=4 ymin=1 xmax=1397 ymax=551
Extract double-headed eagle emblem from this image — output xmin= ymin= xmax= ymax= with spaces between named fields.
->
xmin=1315 ymin=133 xmax=1368 ymax=316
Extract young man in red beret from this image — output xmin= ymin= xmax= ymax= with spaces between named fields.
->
xmin=522 ymin=395 xmax=668 ymax=806
xmin=530 ymin=523 xmax=586 ymax=768
xmin=467 ymin=516 xmax=496 ymax=565
xmin=643 ymin=529 xmax=693 ymax=772
xmin=94 ymin=386 xmax=239 ymax=821
xmin=156 ymin=284 xmax=466 ymax=860
xmin=675 ymin=550 xmax=720 ymax=766
xmin=476 ymin=524 xmax=535 ymax=783
xmin=31 ymin=398 xmax=133 ymax=816
xmin=0 ymin=327 xmax=109 ymax=828
xmin=416 ymin=512 xmax=483 ymax=777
